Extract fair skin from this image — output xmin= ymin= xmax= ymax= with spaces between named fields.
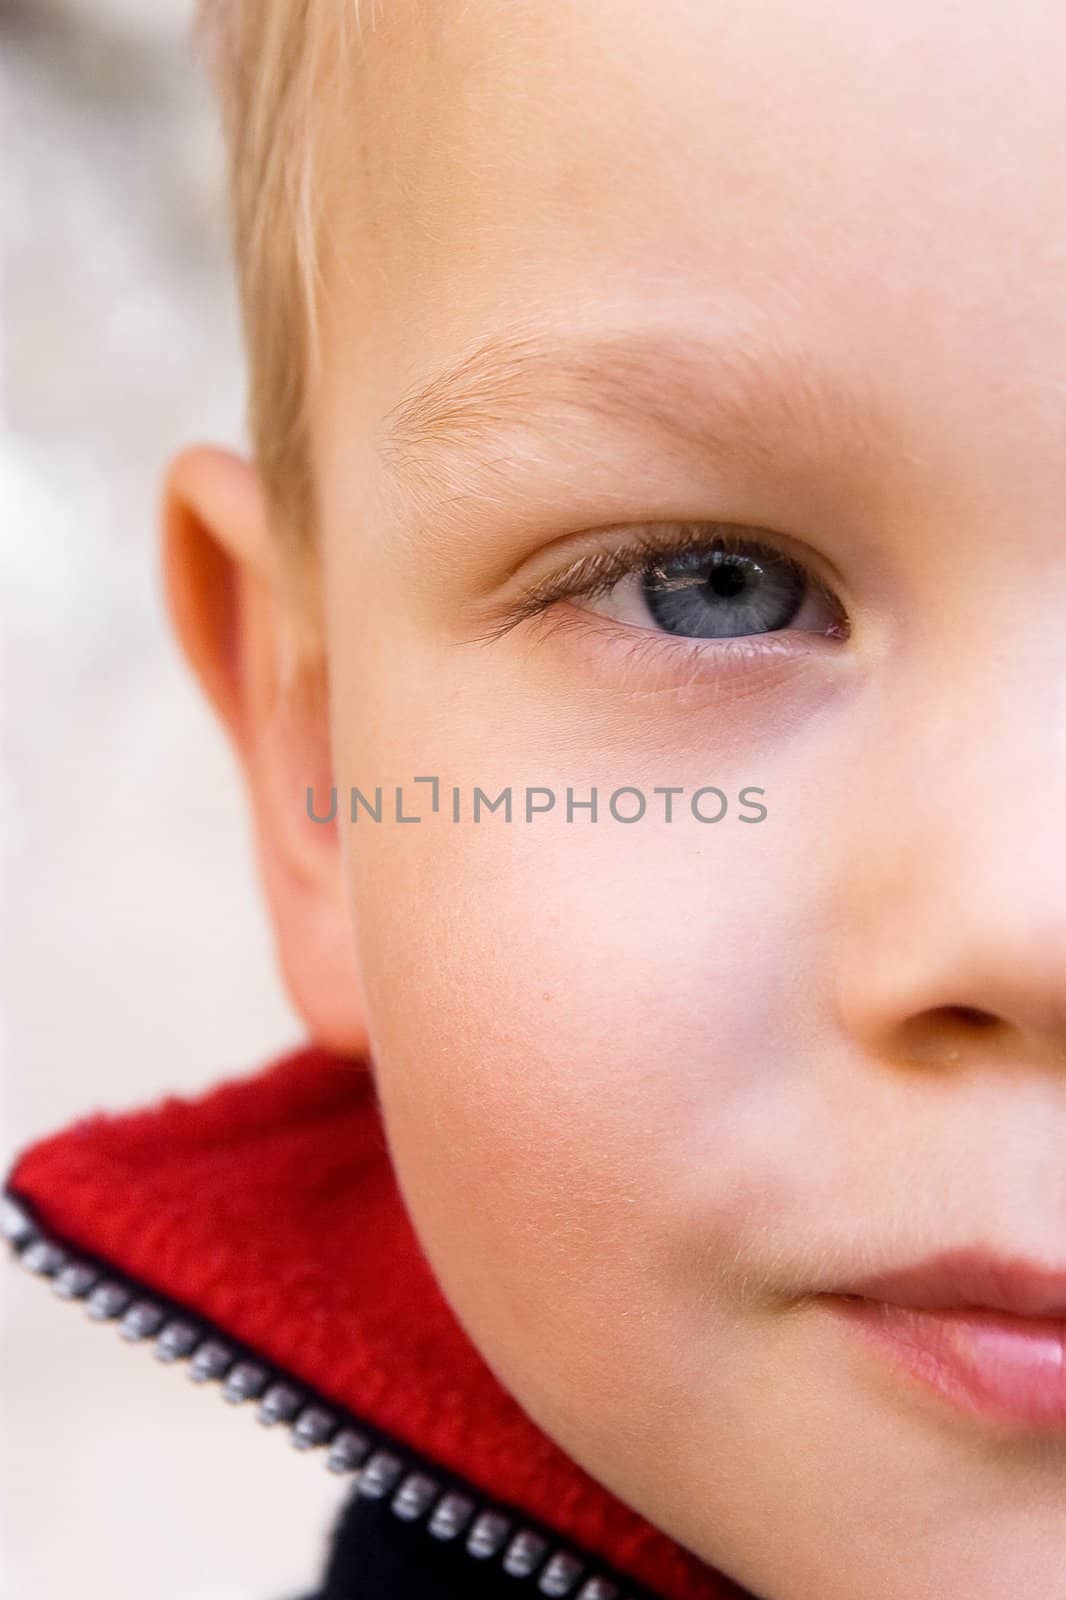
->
xmin=163 ymin=1 xmax=1066 ymax=1595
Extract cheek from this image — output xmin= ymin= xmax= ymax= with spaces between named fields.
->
xmin=343 ymin=796 xmax=817 ymax=1446
xmin=323 ymin=575 xmax=838 ymax=1481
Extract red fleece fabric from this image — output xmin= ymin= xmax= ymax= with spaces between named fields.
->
xmin=8 ymin=1041 xmax=751 ymax=1600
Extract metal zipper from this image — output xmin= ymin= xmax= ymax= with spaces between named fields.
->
xmin=2 ymin=1187 xmax=643 ymax=1600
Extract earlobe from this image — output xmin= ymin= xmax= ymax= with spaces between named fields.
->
xmin=160 ymin=445 xmax=371 ymax=1062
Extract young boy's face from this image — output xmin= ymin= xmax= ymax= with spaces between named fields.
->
xmin=172 ymin=1 xmax=1066 ymax=1595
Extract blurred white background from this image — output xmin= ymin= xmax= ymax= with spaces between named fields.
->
xmin=0 ymin=2 xmax=350 ymax=1594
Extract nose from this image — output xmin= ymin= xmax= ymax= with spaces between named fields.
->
xmin=832 ymin=661 xmax=1066 ymax=1076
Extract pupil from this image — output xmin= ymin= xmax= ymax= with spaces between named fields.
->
xmin=707 ymin=558 xmax=748 ymax=599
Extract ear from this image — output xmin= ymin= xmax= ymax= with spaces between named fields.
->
xmin=160 ymin=445 xmax=370 ymax=1059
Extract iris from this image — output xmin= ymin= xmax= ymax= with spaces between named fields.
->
xmin=640 ymin=541 xmax=807 ymax=639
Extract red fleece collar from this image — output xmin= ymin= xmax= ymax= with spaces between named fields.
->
xmin=7 ymin=1041 xmax=749 ymax=1600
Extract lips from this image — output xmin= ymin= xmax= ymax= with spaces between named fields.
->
xmin=843 ymin=1248 xmax=1066 ymax=1317
xmin=825 ymin=1248 xmax=1066 ymax=1428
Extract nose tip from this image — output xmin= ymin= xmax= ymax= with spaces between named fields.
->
xmin=833 ymin=807 xmax=1066 ymax=1076
xmin=827 ymin=627 xmax=1066 ymax=1079
xmin=840 ymin=906 xmax=1066 ymax=1075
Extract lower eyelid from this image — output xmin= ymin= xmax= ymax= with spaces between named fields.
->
xmin=526 ymin=601 xmax=845 ymax=699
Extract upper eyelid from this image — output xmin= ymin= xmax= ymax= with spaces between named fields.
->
xmin=467 ymin=528 xmax=697 ymax=642
xmin=521 ymin=522 xmax=840 ymax=609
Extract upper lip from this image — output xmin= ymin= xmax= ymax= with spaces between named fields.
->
xmin=838 ymin=1248 xmax=1066 ymax=1318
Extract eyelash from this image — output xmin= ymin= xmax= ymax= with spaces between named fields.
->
xmin=468 ymin=521 xmax=850 ymax=646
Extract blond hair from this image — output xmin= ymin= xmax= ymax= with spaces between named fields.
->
xmin=196 ymin=2 xmax=361 ymax=608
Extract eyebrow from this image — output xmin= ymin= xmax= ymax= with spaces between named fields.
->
xmin=377 ymin=318 xmax=870 ymax=498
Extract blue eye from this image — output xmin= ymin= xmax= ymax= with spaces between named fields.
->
xmin=580 ymin=533 xmax=845 ymax=641
xmin=641 ymin=543 xmax=805 ymax=638
xmin=472 ymin=522 xmax=849 ymax=650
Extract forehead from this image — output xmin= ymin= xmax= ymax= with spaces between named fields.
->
xmin=317 ymin=0 xmax=1066 ymax=470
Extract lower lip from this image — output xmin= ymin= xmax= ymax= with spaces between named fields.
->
xmin=826 ymin=1296 xmax=1066 ymax=1428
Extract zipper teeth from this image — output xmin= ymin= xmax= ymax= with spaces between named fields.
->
xmin=2 ymin=1190 xmax=639 ymax=1600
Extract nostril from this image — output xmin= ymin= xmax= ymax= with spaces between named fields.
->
xmin=941 ymin=1005 xmax=1000 ymax=1030
xmin=896 ymin=1004 xmax=1006 ymax=1069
